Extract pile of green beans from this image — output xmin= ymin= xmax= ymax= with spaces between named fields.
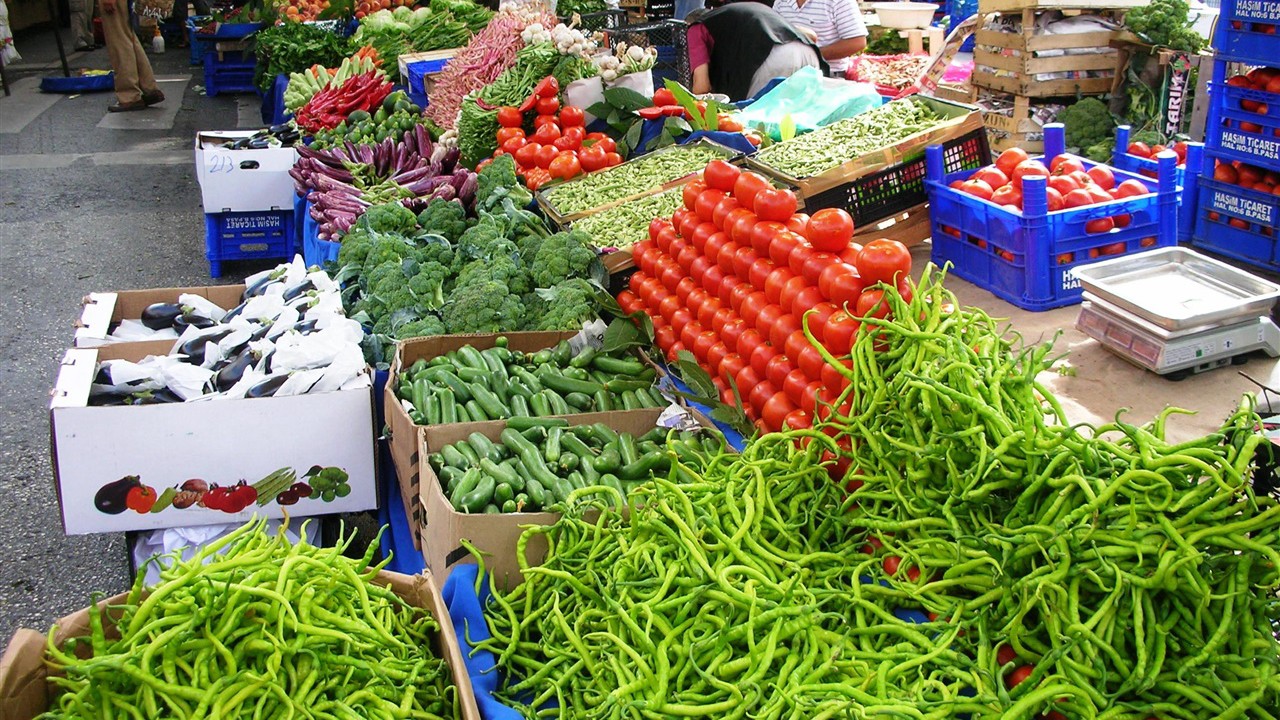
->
xmin=753 ymin=98 xmax=944 ymax=179
xmin=809 ymin=264 xmax=1280 ymax=718
xmin=571 ymin=187 xmax=683 ymax=250
xmin=543 ymin=145 xmax=725 ymax=217
xmin=474 ymin=264 xmax=1280 ymax=718
xmin=39 ymin=518 xmax=458 ymax=720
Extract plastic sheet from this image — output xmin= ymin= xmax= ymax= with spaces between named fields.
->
xmin=737 ymin=66 xmax=881 ymax=140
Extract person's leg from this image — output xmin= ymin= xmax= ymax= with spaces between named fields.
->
xmin=101 ymin=0 xmax=143 ymax=104
xmin=131 ymin=23 xmax=161 ymax=97
xmin=69 ymin=0 xmax=96 ymax=49
xmin=747 ymin=42 xmax=820 ymax=99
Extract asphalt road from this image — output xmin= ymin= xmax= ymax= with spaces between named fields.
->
xmin=0 ymin=27 xmax=273 ymax=642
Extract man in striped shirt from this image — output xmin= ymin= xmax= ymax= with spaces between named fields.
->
xmin=772 ymin=0 xmax=868 ymax=76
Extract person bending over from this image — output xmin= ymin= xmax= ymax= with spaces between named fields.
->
xmin=686 ymin=1 xmax=827 ymax=101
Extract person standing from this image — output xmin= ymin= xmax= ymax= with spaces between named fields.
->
xmin=69 ymin=0 xmax=97 ymax=51
xmin=686 ymin=1 xmax=826 ymax=101
xmin=772 ymin=0 xmax=867 ymax=77
xmin=100 ymin=0 xmax=164 ymax=111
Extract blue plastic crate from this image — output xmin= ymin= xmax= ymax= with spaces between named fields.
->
xmin=292 ymin=194 xmax=308 ymax=255
xmin=208 ymin=21 xmax=261 ymax=39
xmin=203 ymin=49 xmax=257 ymax=96
xmin=1191 ymin=161 xmax=1280 ymax=271
xmin=1112 ymin=125 xmax=1202 ymax=242
xmin=1202 ymin=58 xmax=1280 ymax=173
xmin=927 ymin=124 xmax=1180 ymax=311
xmin=304 ymin=226 xmax=341 ymax=268
xmin=204 ymin=210 xmax=295 ymax=278
xmin=260 ymin=73 xmax=291 ymax=126
xmin=187 ymin=16 xmax=213 ymax=66
xmin=1213 ymin=0 xmax=1280 ymax=65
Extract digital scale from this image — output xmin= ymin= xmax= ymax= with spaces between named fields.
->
xmin=1072 ymin=248 xmax=1280 ymax=380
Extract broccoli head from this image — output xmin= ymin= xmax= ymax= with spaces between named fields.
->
xmin=356 ymin=201 xmax=420 ymax=236
xmin=455 ymin=216 xmax=520 ymax=269
xmin=416 ymin=199 xmax=472 ymax=244
xmin=1124 ymin=0 xmax=1205 ymax=53
xmin=455 ymin=256 xmax=531 ymax=295
xmin=414 ymin=234 xmax=456 ymax=271
xmin=395 ymin=315 xmax=447 ymax=340
xmin=362 ymin=234 xmax=419 ymax=278
xmin=477 ymin=154 xmax=532 ymax=212
xmin=1058 ymin=98 xmax=1115 ymax=153
xmin=407 ymin=261 xmax=450 ymax=310
xmin=337 ymin=229 xmax=375 ymax=269
xmin=531 ymin=229 xmax=599 ymax=289
xmin=532 ymin=279 xmax=600 ymax=332
xmin=441 ymin=280 xmax=525 ymax=334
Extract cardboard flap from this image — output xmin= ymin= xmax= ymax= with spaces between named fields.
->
xmin=0 ymin=629 xmax=49 ymax=720
xmin=74 ymin=293 xmax=116 ymax=342
xmin=51 ymin=349 xmax=98 ymax=409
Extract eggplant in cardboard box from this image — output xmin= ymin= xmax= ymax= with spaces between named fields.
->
xmin=49 ymin=340 xmax=378 ymax=535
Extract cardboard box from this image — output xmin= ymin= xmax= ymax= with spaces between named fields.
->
xmin=74 ymin=284 xmax=245 ymax=348
xmin=0 ymin=570 xmax=479 ymax=720
xmin=385 ymin=332 xmax=583 ymax=545
xmin=418 ymin=408 xmax=703 ymax=589
xmin=49 ymin=342 xmax=378 ymax=534
xmin=194 ymin=131 xmax=299 ymax=213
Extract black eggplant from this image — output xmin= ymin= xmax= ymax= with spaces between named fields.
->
xmin=213 ymin=351 xmax=255 ymax=392
xmin=131 ymin=388 xmax=183 ymax=405
xmin=269 ymin=123 xmax=291 ymax=135
xmin=140 ymin=303 xmax=183 ymax=330
xmin=178 ymin=328 xmax=235 ymax=365
xmin=222 ymin=299 xmax=250 ymax=322
xmin=257 ymin=349 xmax=276 ymax=374
xmin=247 ymin=374 xmax=289 ymax=398
xmin=173 ymin=314 xmax=216 ymax=332
xmin=94 ymin=475 xmax=139 ymax=514
xmin=283 ymin=279 xmax=315 ymax=303
xmin=88 ymin=393 xmax=129 ymax=406
xmin=243 ymin=272 xmax=282 ymax=298
xmin=292 ymin=318 xmax=318 ymax=334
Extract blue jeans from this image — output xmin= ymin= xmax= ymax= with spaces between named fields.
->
xmin=675 ymin=0 xmax=705 ymax=20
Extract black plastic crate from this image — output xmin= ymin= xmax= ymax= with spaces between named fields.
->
xmin=560 ymin=8 xmax=627 ymax=31
xmin=604 ymin=19 xmax=690 ymax=88
xmin=803 ymin=127 xmax=991 ymax=228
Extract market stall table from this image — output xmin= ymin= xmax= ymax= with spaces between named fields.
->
xmin=909 ymin=242 xmax=1280 ymax=443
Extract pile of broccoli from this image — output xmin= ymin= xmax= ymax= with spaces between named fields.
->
xmin=1056 ymin=98 xmax=1118 ymax=162
xmin=337 ymin=155 xmax=607 ymax=341
xmin=1124 ymin=0 xmax=1205 ymax=53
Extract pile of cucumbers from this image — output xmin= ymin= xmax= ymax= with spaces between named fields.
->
xmin=395 ymin=338 xmax=667 ymax=426
xmin=428 ymin=418 xmax=727 ymax=514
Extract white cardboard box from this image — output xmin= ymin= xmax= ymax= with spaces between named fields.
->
xmin=49 ymin=342 xmax=378 ymax=535
xmin=194 ymin=131 xmax=298 ymax=213
xmin=74 ymin=284 xmax=246 ymax=348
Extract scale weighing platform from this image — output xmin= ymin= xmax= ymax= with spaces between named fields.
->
xmin=1072 ymin=247 xmax=1280 ymax=380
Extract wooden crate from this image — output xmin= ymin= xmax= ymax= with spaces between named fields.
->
xmin=971 ymin=67 xmax=1116 ymax=97
xmin=981 ymin=94 xmax=1053 ymax=152
xmin=972 ymin=8 xmax=1121 ymax=96
xmin=856 ymin=202 xmax=933 ymax=247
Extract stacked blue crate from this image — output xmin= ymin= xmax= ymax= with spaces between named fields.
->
xmin=948 ymin=0 xmax=978 ymax=52
xmin=1191 ymin=0 xmax=1280 ymax=272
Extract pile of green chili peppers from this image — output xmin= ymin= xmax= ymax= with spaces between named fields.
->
xmin=476 ymin=264 xmax=1280 ymax=718
xmin=40 ymin=519 xmax=458 ymax=720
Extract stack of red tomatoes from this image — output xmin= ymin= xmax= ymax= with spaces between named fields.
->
xmin=482 ymin=77 xmax=624 ymax=191
xmin=615 ymin=159 xmax=913 ymax=433
xmin=952 ymin=148 xmax=1153 ymax=223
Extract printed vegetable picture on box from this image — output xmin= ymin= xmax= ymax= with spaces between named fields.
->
xmin=91 ymin=465 xmax=352 ymax=516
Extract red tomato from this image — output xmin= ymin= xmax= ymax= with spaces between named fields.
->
xmin=496 ymin=127 xmax=525 ymax=145
xmin=661 ymin=263 xmax=686 ymax=294
xmin=799 ymin=251 xmax=838 ymax=286
xmin=673 ymin=277 xmax=696 ymax=305
xmin=788 ymin=242 xmax=814 ymax=276
xmin=1068 ymin=170 xmax=1094 ymax=188
xmin=749 ymin=258 xmax=777 ymax=291
xmin=1063 ymin=188 xmax=1095 ymax=208
xmin=1050 ymin=155 xmax=1085 ymax=176
xmin=657 ymin=294 xmax=682 ymax=323
xmin=960 ymin=179 xmax=995 ymax=201
xmin=696 ymin=297 xmax=723 ymax=328
xmin=532 ymin=122 xmax=561 ymax=145
xmin=728 ymin=281 xmax=753 ymax=313
xmin=730 ymin=210 xmax=759 ymax=245
xmin=736 ymin=330 xmax=765 ymax=363
xmin=732 ymin=245 xmax=759 ymax=279
xmin=496 ymin=106 xmax=523 ymax=128
xmin=722 ymin=209 xmax=753 ymax=244
xmin=534 ymin=144 xmax=559 ymax=169
xmin=683 ymin=180 xmax=707 ymax=212
xmin=733 ymin=172 xmax=774 ymax=209
xmin=678 ymin=245 xmax=702 ymax=274
xmin=991 ymin=184 xmax=1023 ymax=209
xmin=513 ymin=142 xmax=541 ymax=167
xmin=579 ymin=144 xmax=608 ymax=172
xmin=710 ymin=305 xmax=735 ymax=334
xmin=856 ymin=289 xmax=890 ymax=320
xmin=754 ymin=305 xmax=785 ymax=346
xmin=761 ymin=393 xmax=796 ymax=431
xmin=782 ymin=369 xmax=811 ymax=406
xmin=996 ymin=645 xmax=1019 ymax=668
xmin=773 ymin=275 xmax=803 ymax=315
xmin=654 ymin=324 xmax=677 ymax=350
xmin=706 ymin=342 xmax=732 ymax=376
xmin=692 ymin=330 xmax=718 ymax=362
xmin=696 ymin=189 xmax=726 ymax=223
xmin=754 ymin=188 xmax=798 ymax=222
xmin=802 ymin=302 xmax=837 ymax=343
xmin=824 ymin=311 xmax=859 ymax=354
xmin=604 ymin=152 xmax=623 ymax=168
xmin=652 ymin=88 xmax=677 ymax=106
xmin=1114 ymin=179 xmax=1150 ymax=198
xmin=1087 ymin=165 xmax=1116 ymax=190
xmin=796 ymin=345 xmax=826 ymax=381
xmin=748 ymin=381 xmax=778 ymax=417
xmin=721 ymin=317 xmax=747 ymax=352
xmin=855 ymin=239 xmax=912 ymax=287
xmin=782 ymin=409 xmax=811 ymax=430
xmin=1127 ymin=141 xmax=1152 ymax=158
xmin=712 ymin=197 xmax=741 ymax=230
xmin=1113 ymin=213 xmax=1132 ymax=228
xmin=719 ymin=353 xmax=747 ymax=385
xmin=818 ymin=263 xmax=851 ymax=300
xmin=704 ymin=232 xmax=730 ymax=267
xmin=827 ymin=268 xmax=866 ymax=310
xmin=763 ymin=353 xmax=794 ymax=388
xmin=535 ymin=96 xmax=560 ymax=116
xmin=1047 ymin=175 xmax=1080 ymax=196
xmin=995 ymin=148 xmax=1029 ymax=178
xmin=882 ymin=555 xmax=902 ymax=576
xmin=769 ymin=230 xmax=803 ymax=267
xmin=559 ymin=105 xmax=585 ymax=127
xmin=973 ymin=167 xmax=1010 ymax=190
xmin=716 ymin=241 xmax=741 ymax=275
xmin=786 ymin=213 xmax=810 ymax=236
xmin=751 ymin=221 xmax=786 ymax=256
xmin=501 ymin=136 xmax=528 ymax=155
xmin=769 ymin=313 xmax=801 ymax=350
xmin=1085 ymin=184 xmax=1113 ymax=204
xmin=1085 ymin=217 xmax=1116 ymax=233
xmin=689 ymin=221 xmax=718 ymax=254
xmin=704 ymin=159 xmax=741 ymax=192
xmin=740 ymin=292 xmax=769 ymax=327
xmin=1044 ymin=187 xmax=1064 ymax=212
xmin=648 ymin=219 xmax=668 ymax=244
xmin=1011 ymin=160 xmax=1050 ymax=189
xmin=703 ymin=265 xmax=727 ymax=297
xmin=548 ymin=152 xmax=582 ymax=180
xmin=1007 ymin=666 xmax=1035 ymax=688
xmin=689 ymin=256 xmax=714 ymax=284
xmin=806 ymin=208 xmax=856 ymax=252
xmin=1100 ymin=241 xmax=1127 ymax=255
xmin=552 ymin=135 xmax=580 ymax=153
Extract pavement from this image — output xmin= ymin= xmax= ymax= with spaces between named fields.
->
xmin=0 ymin=25 xmax=281 ymax=642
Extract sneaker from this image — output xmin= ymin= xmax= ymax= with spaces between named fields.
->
xmin=142 ymin=90 xmax=165 ymax=106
